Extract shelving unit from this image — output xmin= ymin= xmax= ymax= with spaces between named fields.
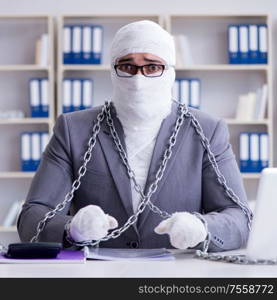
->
xmin=0 ymin=15 xmax=55 ymax=238
xmin=166 ymin=14 xmax=273 ymax=199
xmin=57 ymin=14 xmax=162 ymax=116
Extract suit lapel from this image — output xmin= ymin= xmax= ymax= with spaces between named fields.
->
xmin=137 ymin=102 xmax=192 ymax=230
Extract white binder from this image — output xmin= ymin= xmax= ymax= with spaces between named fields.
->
xmin=82 ymin=26 xmax=92 ymax=62
xmin=31 ymin=133 xmax=41 ymax=163
xmin=63 ymin=79 xmax=72 ymax=112
xmin=72 ymin=79 xmax=81 ymax=111
xmin=180 ymin=79 xmax=189 ymax=105
xmin=21 ymin=133 xmax=31 ymax=164
xmin=82 ymin=79 xmax=92 ymax=109
xmin=260 ymin=133 xmax=269 ymax=168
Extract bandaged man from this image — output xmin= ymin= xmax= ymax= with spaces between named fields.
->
xmin=18 ymin=21 xmax=252 ymax=252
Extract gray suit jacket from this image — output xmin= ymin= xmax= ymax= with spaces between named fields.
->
xmin=17 ymin=101 xmax=251 ymax=251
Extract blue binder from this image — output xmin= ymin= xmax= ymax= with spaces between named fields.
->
xmin=80 ymin=79 xmax=93 ymax=110
xmin=81 ymin=25 xmax=93 ymax=64
xmin=238 ymin=25 xmax=249 ymax=64
xmin=72 ymin=25 xmax=82 ymax=64
xmin=63 ymin=79 xmax=73 ymax=113
xmin=239 ymin=132 xmax=250 ymax=172
xmin=63 ymin=25 xmax=73 ymax=64
xmin=21 ymin=132 xmax=32 ymax=172
xmin=40 ymin=78 xmax=49 ymax=117
xmin=92 ymin=25 xmax=103 ymax=64
xmin=249 ymin=132 xmax=260 ymax=172
xmin=29 ymin=78 xmax=40 ymax=118
xmin=259 ymin=132 xmax=269 ymax=171
xmin=228 ymin=25 xmax=239 ymax=64
xmin=249 ymin=25 xmax=259 ymax=64
xmin=258 ymin=25 xmax=268 ymax=64
xmin=189 ymin=78 xmax=201 ymax=109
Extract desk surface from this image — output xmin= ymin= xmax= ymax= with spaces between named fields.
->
xmin=1 ymin=250 xmax=277 ymax=278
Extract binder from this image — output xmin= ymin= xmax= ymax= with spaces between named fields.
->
xmin=29 ymin=79 xmax=40 ymax=117
xmin=21 ymin=133 xmax=32 ymax=172
xmin=41 ymin=132 xmax=50 ymax=155
xmin=228 ymin=25 xmax=239 ymax=64
xmin=82 ymin=25 xmax=93 ymax=64
xmin=63 ymin=79 xmax=72 ymax=113
xmin=259 ymin=133 xmax=269 ymax=170
xmin=63 ymin=25 xmax=72 ymax=64
xmin=172 ymin=80 xmax=180 ymax=102
xmin=31 ymin=132 xmax=41 ymax=171
xmin=40 ymin=79 xmax=49 ymax=117
xmin=238 ymin=25 xmax=249 ymax=64
xmin=179 ymin=79 xmax=189 ymax=106
xmin=40 ymin=33 xmax=49 ymax=67
xmin=190 ymin=79 xmax=200 ymax=109
xmin=249 ymin=25 xmax=259 ymax=64
xmin=92 ymin=25 xmax=103 ymax=64
xmin=239 ymin=132 xmax=250 ymax=173
xmin=72 ymin=26 xmax=82 ymax=64
xmin=72 ymin=79 xmax=82 ymax=111
xmin=82 ymin=79 xmax=93 ymax=110
xmin=258 ymin=25 xmax=268 ymax=64
xmin=249 ymin=133 xmax=259 ymax=172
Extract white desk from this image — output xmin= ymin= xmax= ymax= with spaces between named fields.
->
xmin=1 ymin=250 xmax=277 ymax=278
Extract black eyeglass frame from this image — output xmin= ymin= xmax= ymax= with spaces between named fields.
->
xmin=113 ymin=63 xmax=172 ymax=78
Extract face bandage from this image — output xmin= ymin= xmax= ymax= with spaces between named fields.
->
xmin=110 ymin=20 xmax=176 ymax=131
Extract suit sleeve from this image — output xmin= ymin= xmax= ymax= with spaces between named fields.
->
xmin=198 ymin=119 xmax=253 ymax=252
xmin=17 ymin=114 xmax=74 ymax=246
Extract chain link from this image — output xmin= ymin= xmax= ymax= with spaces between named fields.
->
xmin=29 ymin=101 xmax=263 ymax=264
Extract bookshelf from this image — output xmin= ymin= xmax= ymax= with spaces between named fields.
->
xmin=0 ymin=15 xmax=55 ymax=237
xmin=166 ymin=14 xmax=273 ymax=196
xmin=57 ymin=14 xmax=162 ymax=116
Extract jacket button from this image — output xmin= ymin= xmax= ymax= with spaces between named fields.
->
xmin=127 ymin=241 xmax=139 ymax=248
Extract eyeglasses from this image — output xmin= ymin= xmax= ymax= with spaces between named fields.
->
xmin=114 ymin=63 xmax=169 ymax=78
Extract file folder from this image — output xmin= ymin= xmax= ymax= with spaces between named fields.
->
xmin=40 ymin=79 xmax=49 ymax=117
xmin=72 ymin=26 xmax=82 ymax=64
xmin=72 ymin=79 xmax=82 ymax=111
xmin=260 ymin=133 xmax=269 ymax=170
xmin=180 ymin=79 xmax=189 ymax=106
xmin=30 ymin=79 xmax=40 ymax=118
xmin=63 ymin=79 xmax=72 ymax=113
xmin=240 ymin=133 xmax=250 ymax=173
xmin=249 ymin=25 xmax=259 ymax=64
xmin=92 ymin=25 xmax=103 ymax=64
xmin=249 ymin=133 xmax=260 ymax=172
xmin=258 ymin=25 xmax=268 ymax=64
xmin=190 ymin=79 xmax=200 ymax=109
xmin=82 ymin=25 xmax=93 ymax=64
xmin=82 ymin=79 xmax=93 ymax=110
xmin=31 ymin=132 xmax=41 ymax=171
xmin=21 ymin=133 xmax=32 ymax=172
xmin=238 ymin=25 xmax=249 ymax=64
xmin=63 ymin=25 xmax=72 ymax=64
xmin=228 ymin=25 xmax=239 ymax=64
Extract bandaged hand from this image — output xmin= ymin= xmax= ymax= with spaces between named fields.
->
xmin=154 ymin=212 xmax=207 ymax=249
xmin=69 ymin=205 xmax=118 ymax=242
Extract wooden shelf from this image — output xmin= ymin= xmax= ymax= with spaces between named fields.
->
xmin=242 ymin=173 xmax=261 ymax=180
xmin=0 ymin=226 xmax=17 ymax=232
xmin=0 ymin=118 xmax=52 ymax=125
xmin=175 ymin=64 xmax=269 ymax=71
xmin=62 ymin=64 xmax=110 ymax=71
xmin=0 ymin=172 xmax=35 ymax=179
xmin=0 ymin=65 xmax=50 ymax=71
xmin=224 ymin=119 xmax=269 ymax=125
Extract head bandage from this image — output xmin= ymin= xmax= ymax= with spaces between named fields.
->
xmin=110 ymin=20 xmax=176 ymax=66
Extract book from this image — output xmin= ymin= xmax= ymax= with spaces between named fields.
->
xmin=0 ymin=250 xmax=86 ymax=264
xmin=86 ymin=248 xmax=175 ymax=261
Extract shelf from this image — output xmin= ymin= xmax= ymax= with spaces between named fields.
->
xmin=0 ymin=172 xmax=35 ymax=179
xmin=175 ymin=65 xmax=269 ymax=71
xmin=224 ymin=119 xmax=269 ymax=125
xmin=0 ymin=65 xmax=50 ymax=72
xmin=242 ymin=173 xmax=261 ymax=180
xmin=0 ymin=118 xmax=52 ymax=125
xmin=61 ymin=64 xmax=110 ymax=71
xmin=0 ymin=226 xmax=17 ymax=232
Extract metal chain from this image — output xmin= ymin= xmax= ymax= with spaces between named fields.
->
xmin=30 ymin=104 xmax=107 ymax=243
xmin=29 ymin=100 xmax=269 ymax=264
